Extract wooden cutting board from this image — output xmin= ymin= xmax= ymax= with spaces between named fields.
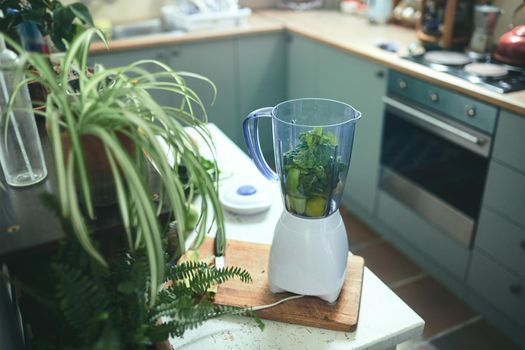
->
xmin=198 ymin=238 xmax=365 ymax=332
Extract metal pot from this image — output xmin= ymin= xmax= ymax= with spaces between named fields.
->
xmin=495 ymin=1 xmax=525 ymax=66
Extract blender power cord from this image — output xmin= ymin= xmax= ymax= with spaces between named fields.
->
xmin=251 ymin=294 xmax=305 ymax=311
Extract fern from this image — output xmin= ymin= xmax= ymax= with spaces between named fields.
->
xmin=25 ymin=197 xmax=259 ymax=349
xmin=53 ymin=263 xmax=110 ymax=340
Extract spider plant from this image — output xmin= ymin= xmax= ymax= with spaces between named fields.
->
xmin=3 ymin=27 xmax=226 ymax=305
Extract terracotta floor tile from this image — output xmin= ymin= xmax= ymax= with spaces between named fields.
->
xmin=430 ymin=319 xmax=520 ymax=350
xmin=357 ymin=241 xmax=424 ymax=285
xmin=397 ymin=339 xmax=438 ymax=350
xmin=339 ymin=207 xmax=381 ymax=248
xmin=394 ymin=277 xmax=478 ymax=338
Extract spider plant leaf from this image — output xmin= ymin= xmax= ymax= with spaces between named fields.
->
xmin=104 ymin=144 xmax=133 ymax=252
xmin=85 ymin=126 xmax=163 ymax=305
xmin=65 ymin=152 xmax=107 ymax=267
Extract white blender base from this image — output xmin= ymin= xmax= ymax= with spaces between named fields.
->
xmin=268 ymin=210 xmax=349 ymax=303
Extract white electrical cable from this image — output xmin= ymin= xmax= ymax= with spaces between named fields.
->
xmin=251 ymin=294 xmax=305 ymax=311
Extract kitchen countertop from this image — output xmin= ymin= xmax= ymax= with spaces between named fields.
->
xmin=90 ymin=10 xmax=525 ymax=116
xmin=170 ymin=123 xmax=425 ymax=350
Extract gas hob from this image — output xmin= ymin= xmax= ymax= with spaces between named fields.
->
xmin=404 ymin=52 xmax=525 ymax=94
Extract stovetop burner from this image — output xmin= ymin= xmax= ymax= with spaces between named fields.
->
xmin=424 ymin=51 xmax=471 ymax=66
xmin=464 ymin=63 xmax=508 ymax=78
xmin=404 ymin=53 xmax=525 ymax=93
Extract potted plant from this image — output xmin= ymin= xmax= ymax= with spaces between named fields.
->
xmin=0 ymin=0 xmax=94 ymax=52
xmin=2 ymin=27 xmax=258 ymax=349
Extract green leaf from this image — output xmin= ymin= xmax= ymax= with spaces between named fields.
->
xmin=68 ymin=3 xmax=94 ymax=27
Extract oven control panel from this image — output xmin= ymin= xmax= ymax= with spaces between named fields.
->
xmin=388 ymin=71 xmax=498 ymax=135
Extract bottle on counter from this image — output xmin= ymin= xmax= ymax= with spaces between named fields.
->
xmin=0 ymin=35 xmax=47 ymax=187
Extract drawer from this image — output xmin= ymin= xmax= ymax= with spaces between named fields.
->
xmin=483 ymin=161 xmax=525 ymax=227
xmin=378 ymin=190 xmax=470 ymax=279
xmin=388 ymin=71 xmax=498 ymax=134
xmin=468 ymin=250 xmax=525 ymax=326
xmin=476 ymin=208 xmax=525 ymax=279
xmin=492 ymin=109 xmax=525 ymax=173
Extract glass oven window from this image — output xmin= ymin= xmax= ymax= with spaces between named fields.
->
xmin=381 ymin=111 xmax=489 ymax=219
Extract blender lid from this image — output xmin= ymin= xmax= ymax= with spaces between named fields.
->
xmin=220 ymin=182 xmax=271 ymax=215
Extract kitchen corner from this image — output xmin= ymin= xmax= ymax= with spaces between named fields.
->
xmin=90 ymin=10 xmax=525 ymax=116
xmin=2 ymin=1 xmax=525 ymax=349
xmin=86 ymin=8 xmax=525 ymax=348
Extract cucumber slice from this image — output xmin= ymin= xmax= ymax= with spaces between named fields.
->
xmin=285 ymin=168 xmax=301 ymax=196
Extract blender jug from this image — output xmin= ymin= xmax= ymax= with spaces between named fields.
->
xmin=243 ymin=98 xmax=361 ymax=302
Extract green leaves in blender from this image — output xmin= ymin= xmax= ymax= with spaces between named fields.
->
xmin=283 ymin=128 xmax=345 ymax=217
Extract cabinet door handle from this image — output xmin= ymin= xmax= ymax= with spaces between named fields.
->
xmin=171 ymin=50 xmax=180 ymax=57
xmin=376 ymin=70 xmax=385 ymax=79
xmin=398 ymin=78 xmax=407 ymax=90
xmin=509 ymin=284 xmax=522 ymax=295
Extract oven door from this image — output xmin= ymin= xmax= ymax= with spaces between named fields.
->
xmin=380 ymin=96 xmax=492 ymax=248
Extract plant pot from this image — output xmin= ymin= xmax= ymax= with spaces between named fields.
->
xmin=60 ymin=132 xmax=137 ymax=207
xmin=156 ymin=340 xmax=173 ymax=350
xmin=28 ymin=80 xmax=49 ymax=109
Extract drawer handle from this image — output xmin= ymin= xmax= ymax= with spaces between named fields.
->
xmin=428 ymin=91 xmax=439 ymax=103
xmin=398 ymin=79 xmax=407 ymax=90
xmin=509 ymin=284 xmax=522 ymax=295
xmin=465 ymin=105 xmax=476 ymax=117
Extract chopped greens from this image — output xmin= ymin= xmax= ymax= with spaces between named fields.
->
xmin=283 ymin=128 xmax=346 ymax=217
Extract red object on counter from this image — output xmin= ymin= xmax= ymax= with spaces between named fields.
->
xmin=495 ymin=25 xmax=525 ymax=67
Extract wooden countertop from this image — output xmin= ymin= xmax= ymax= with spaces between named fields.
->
xmin=90 ymin=10 xmax=525 ymax=116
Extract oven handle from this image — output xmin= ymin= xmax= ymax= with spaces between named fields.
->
xmin=382 ymin=96 xmax=487 ymax=147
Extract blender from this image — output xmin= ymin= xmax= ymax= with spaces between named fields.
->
xmin=467 ymin=5 xmax=502 ymax=60
xmin=243 ymin=98 xmax=361 ymax=303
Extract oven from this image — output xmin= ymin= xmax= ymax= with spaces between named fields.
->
xmin=380 ymin=71 xmax=498 ymax=248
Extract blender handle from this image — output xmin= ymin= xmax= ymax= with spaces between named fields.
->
xmin=243 ymin=107 xmax=279 ymax=181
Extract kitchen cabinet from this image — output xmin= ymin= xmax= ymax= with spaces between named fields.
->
xmin=476 ymin=208 xmax=525 ymax=280
xmin=483 ymin=160 xmax=525 ymax=228
xmin=317 ymin=45 xmax=386 ymax=215
xmin=238 ymin=33 xmax=286 ymax=159
xmin=467 ymin=250 xmax=525 ymax=328
xmin=492 ymin=109 xmax=525 ymax=173
xmin=287 ymin=34 xmax=318 ymax=99
xmin=286 ymin=35 xmax=386 ymax=216
xmin=168 ymin=38 xmax=239 ymax=145
xmin=91 ymin=35 xmax=287 ymax=152
xmin=89 ymin=46 xmax=174 ymax=107
xmin=469 ymin=108 xmax=525 ymax=340
xmin=90 ymin=39 xmax=238 ymax=145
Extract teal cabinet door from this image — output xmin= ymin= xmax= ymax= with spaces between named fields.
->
xmin=317 ymin=44 xmax=386 ymax=215
xmin=287 ymin=34 xmax=318 ymax=99
xmin=168 ymin=38 xmax=239 ymax=146
xmin=89 ymin=46 xmax=175 ymax=107
xmin=238 ymin=33 xmax=286 ymax=158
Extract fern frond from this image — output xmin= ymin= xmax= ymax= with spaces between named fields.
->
xmin=166 ymin=261 xmax=252 ymax=295
xmin=52 ymin=263 xmax=110 ymax=342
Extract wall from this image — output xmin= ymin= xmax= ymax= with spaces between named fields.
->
xmin=492 ymin=0 xmax=524 ymax=42
xmin=65 ymin=0 xmax=277 ymax=24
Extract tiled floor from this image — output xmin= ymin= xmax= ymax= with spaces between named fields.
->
xmin=340 ymin=207 xmax=520 ymax=350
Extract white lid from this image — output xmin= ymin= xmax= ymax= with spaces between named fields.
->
xmin=219 ymin=182 xmax=271 ymax=215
